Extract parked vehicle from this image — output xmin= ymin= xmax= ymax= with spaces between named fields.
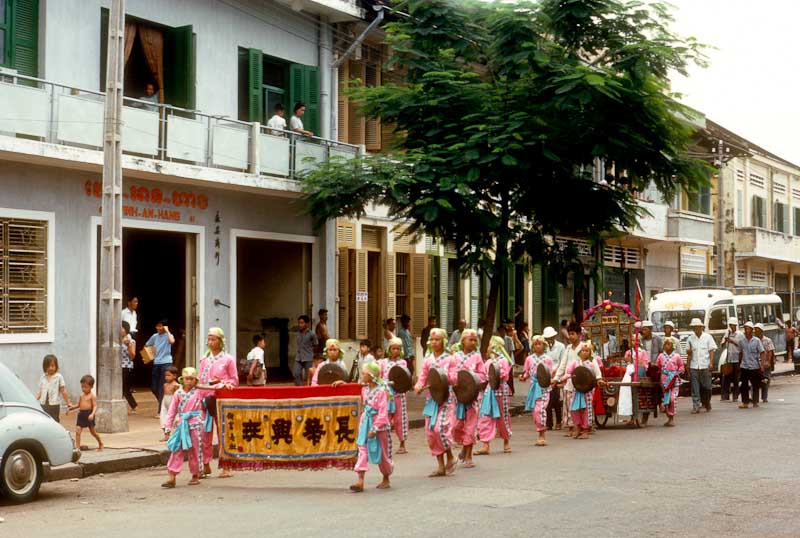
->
xmin=0 ymin=361 xmax=80 ymax=503
xmin=648 ymin=287 xmax=785 ymax=374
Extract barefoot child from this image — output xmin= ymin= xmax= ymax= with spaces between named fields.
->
xmin=475 ymin=335 xmax=513 ymax=456
xmin=379 ymin=337 xmax=409 ymax=454
xmin=520 ymin=335 xmax=555 ymax=446
xmin=452 ymin=330 xmax=487 ymax=468
xmin=655 ymin=338 xmax=685 ymax=427
xmin=162 ymin=367 xmax=204 ymax=488
xmin=339 ymin=361 xmax=393 ymax=492
xmin=414 ymin=328 xmax=457 ymax=477
xmin=36 ymin=355 xmax=73 ymax=423
xmin=69 ymin=375 xmax=103 ymax=451
xmin=159 ymin=366 xmax=180 ymax=442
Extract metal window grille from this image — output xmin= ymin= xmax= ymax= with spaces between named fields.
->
xmin=1 ymin=218 xmax=48 ymax=334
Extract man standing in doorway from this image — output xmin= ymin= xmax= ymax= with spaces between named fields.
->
xmin=420 ymin=316 xmax=436 ymax=352
xmin=739 ymin=321 xmax=765 ymax=409
xmin=146 ymin=319 xmax=175 ymax=416
xmin=398 ymin=314 xmax=416 ymax=375
xmin=384 ymin=318 xmax=397 ymax=351
xmin=122 ymin=296 xmax=139 ymax=340
xmin=314 ymin=309 xmax=330 ymax=358
xmin=294 ymin=315 xmax=318 ymax=386
xmin=449 ymin=319 xmax=467 ymax=348
xmin=686 ymin=318 xmax=716 ymax=414
xmin=543 ymin=326 xmax=565 ymax=430
xmin=721 ymin=318 xmax=743 ymax=402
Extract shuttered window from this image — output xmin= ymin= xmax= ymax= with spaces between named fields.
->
xmin=795 ymin=207 xmax=800 ymax=237
xmin=1 ymin=0 xmax=38 ymax=76
xmin=395 ymin=253 xmax=410 ymax=318
xmin=774 ymin=202 xmax=789 ymax=234
xmin=337 ymin=248 xmax=350 ymax=338
xmin=410 ymin=254 xmax=428 ymax=335
xmin=364 ymin=64 xmax=381 ymax=150
xmin=290 ymin=63 xmax=320 ymax=135
xmin=1 ymin=217 xmax=48 ymax=335
xmin=751 ymin=195 xmax=767 ymax=228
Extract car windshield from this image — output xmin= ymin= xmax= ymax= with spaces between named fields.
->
xmin=651 ymin=310 xmax=706 ymax=332
xmin=0 ymin=361 xmax=41 ymax=407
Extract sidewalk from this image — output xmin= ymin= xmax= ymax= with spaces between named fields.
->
xmin=45 ymin=362 xmax=797 ymax=482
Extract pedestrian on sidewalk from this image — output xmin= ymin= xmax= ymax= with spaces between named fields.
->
xmin=721 ymin=318 xmax=743 ymax=402
xmin=338 ymin=361 xmax=392 ymax=493
xmin=784 ymin=322 xmax=795 ymax=363
xmin=738 ymin=322 xmax=764 ymax=409
xmin=197 ymin=327 xmax=238 ymax=478
xmin=120 ymin=321 xmax=138 ymax=414
xmin=159 ymin=367 xmax=180 ymax=441
xmin=162 ymin=367 xmax=204 ymax=488
xmin=246 ymin=334 xmax=267 ymax=386
xmin=35 ymin=354 xmax=73 ymax=423
xmin=294 ymin=315 xmax=317 ymax=386
xmin=145 ymin=319 xmax=175 ymax=417
xmin=314 ymin=309 xmax=330 ymax=359
xmin=543 ymin=326 xmax=565 ymax=430
xmin=520 ymin=335 xmax=555 ymax=446
xmin=686 ymin=318 xmax=716 ymax=413
xmin=754 ymin=323 xmax=773 ymax=403
xmin=398 ymin=314 xmax=416 ymax=376
xmin=414 ymin=328 xmax=457 ymax=477
xmin=68 ymin=375 xmax=103 ymax=451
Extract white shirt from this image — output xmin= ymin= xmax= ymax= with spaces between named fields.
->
xmin=556 ymin=342 xmax=581 ymax=392
xmin=687 ymin=331 xmax=717 ymax=369
xmin=247 ymin=346 xmax=265 ymax=367
xmin=121 ymin=307 xmax=137 ymax=333
xmin=546 ymin=340 xmax=566 ymax=372
xmin=266 ymin=114 xmax=287 ymax=131
xmin=449 ymin=330 xmax=462 ymax=347
xmin=37 ymin=373 xmax=65 ymax=405
xmin=290 ymin=115 xmax=304 ymax=132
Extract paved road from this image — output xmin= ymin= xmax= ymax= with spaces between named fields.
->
xmin=4 ymin=376 xmax=800 ymax=538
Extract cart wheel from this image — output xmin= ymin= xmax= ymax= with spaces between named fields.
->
xmin=595 ymin=413 xmax=610 ymax=429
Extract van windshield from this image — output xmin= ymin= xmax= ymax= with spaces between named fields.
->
xmin=651 ymin=310 xmax=706 ymax=332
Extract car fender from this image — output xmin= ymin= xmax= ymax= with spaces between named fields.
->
xmin=0 ymin=406 xmax=75 ymax=467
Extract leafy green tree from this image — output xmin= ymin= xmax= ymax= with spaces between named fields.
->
xmin=302 ymin=0 xmax=709 ymax=353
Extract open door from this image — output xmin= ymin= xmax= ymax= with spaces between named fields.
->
xmin=185 ymin=234 xmax=198 ymax=366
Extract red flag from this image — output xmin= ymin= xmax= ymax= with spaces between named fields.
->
xmin=634 ymin=278 xmax=643 ymax=318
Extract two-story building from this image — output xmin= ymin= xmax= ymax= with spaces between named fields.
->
xmin=0 ymin=0 xmax=363 ymax=390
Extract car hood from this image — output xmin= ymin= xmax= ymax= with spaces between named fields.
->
xmin=0 ymin=361 xmax=42 ymax=408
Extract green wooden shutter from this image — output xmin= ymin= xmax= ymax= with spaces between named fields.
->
xmin=543 ymin=267 xmax=560 ymax=329
xmin=164 ymin=25 xmax=194 ymax=109
xmin=289 ymin=64 xmax=305 ymax=120
xmin=304 ymin=66 xmax=320 ymax=135
xmin=11 ymin=0 xmax=38 ymax=77
xmin=247 ymin=48 xmax=263 ymax=122
xmin=532 ymin=265 xmax=543 ymax=334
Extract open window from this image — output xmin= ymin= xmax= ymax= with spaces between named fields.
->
xmin=238 ymin=47 xmax=319 ymax=134
xmin=100 ymin=10 xmax=195 ymax=109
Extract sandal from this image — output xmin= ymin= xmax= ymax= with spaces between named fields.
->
xmin=473 ymin=449 xmax=490 ymax=456
xmin=503 ymin=447 xmax=512 ymax=453
xmin=349 ymin=484 xmax=364 ymax=492
xmin=462 ymin=461 xmax=476 ymax=469
xmin=396 ymin=447 xmax=408 ymax=455
xmin=535 ymin=440 xmax=547 ymax=447
xmin=428 ymin=470 xmax=446 ymax=477
xmin=445 ymin=461 xmax=457 ymax=475
xmin=161 ymin=480 xmax=176 ymax=489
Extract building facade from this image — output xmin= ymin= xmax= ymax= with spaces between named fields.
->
xmin=0 ymin=0 xmax=362 ymax=390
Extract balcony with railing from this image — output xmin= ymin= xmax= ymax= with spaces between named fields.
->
xmin=735 ymin=227 xmax=800 ymax=264
xmin=0 ymin=71 xmax=359 ymax=192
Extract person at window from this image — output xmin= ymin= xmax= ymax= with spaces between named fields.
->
xmin=290 ymin=102 xmax=313 ymax=137
xmin=139 ymin=82 xmax=160 ymax=112
xmin=266 ymin=103 xmax=287 ymax=133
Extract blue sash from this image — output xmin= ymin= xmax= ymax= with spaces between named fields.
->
xmin=202 ymin=399 xmax=214 ymax=433
xmin=570 ymin=391 xmax=588 ymax=411
xmin=480 ymin=387 xmax=501 ymax=418
xmin=422 ymin=398 xmax=440 ymax=430
xmin=166 ymin=411 xmax=201 ymax=452
xmin=357 ymin=404 xmax=381 ymax=464
xmin=662 ymin=370 xmax=678 ymax=406
xmin=387 ymin=386 xmax=397 ymax=414
xmin=456 ymin=401 xmax=467 ymax=420
xmin=524 ymin=378 xmax=544 ymax=411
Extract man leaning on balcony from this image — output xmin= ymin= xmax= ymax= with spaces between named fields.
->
xmin=290 ymin=102 xmax=314 ymax=137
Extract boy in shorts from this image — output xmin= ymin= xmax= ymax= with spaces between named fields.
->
xmin=69 ymin=375 xmax=104 ymax=451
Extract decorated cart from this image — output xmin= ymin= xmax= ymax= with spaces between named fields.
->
xmin=583 ymin=300 xmax=661 ymax=428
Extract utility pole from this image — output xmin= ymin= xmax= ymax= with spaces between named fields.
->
xmin=714 ymin=138 xmax=731 ymax=288
xmin=96 ymin=0 xmax=127 ymax=433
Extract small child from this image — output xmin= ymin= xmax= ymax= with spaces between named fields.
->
xmin=520 ymin=335 xmax=555 ymax=446
xmin=373 ymin=345 xmax=385 ymax=360
xmin=162 ymin=367 xmax=204 ymax=488
xmin=68 ymin=375 xmax=103 ymax=451
xmin=379 ymin=337 xmax=408 ymax=454
xmin=335 ymin=361 xmax=392 ymax=492
xmin=562 ymin=342 xmax=604 ymax=440
xmin=159 ymin=366 xmax=180 ymax=441
xmin=35 ymin=354 xmax=73 ymax=423
xmin=350 ymin=339 xmax=375 ymax=382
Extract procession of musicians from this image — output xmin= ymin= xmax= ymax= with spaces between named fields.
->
xmin=163 ymin=310 xmax=772 ymax=491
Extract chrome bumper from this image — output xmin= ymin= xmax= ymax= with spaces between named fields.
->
xmin=72 ymin=448 xmax=81 ymax=463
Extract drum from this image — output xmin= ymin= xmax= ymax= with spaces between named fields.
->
xmin=536 ymin=362 xmax=551 ymax=388
xmin=720 ymin=362 xmax=734 ymax=376
xmin=427 ymin=367 xmax=450 ymax=406
xmin=572 ymin=365 xmax=597 ymax=393
xmin=488 ymin=362 xmax=501 ymax=390
xmin=317 ymin=362 xmax=348 ymax=385
xmin=454 ymin=370 xmax=481 ymax=405
xmin=388 ymin=364 xmax=413 ymax=394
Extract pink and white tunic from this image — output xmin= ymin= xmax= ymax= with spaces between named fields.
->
xmin=354 ymin=384 xmax=393 ymax=476
xmin=478 ymin=357 xmax=513 ymax=442
xmin=197 ymin=351 xmax=239 ymax=465
xmin=378 ymin=358 xmax=409 ymax=442
xmin=563 ymin=357 xmax=602 ymax=430
xmin=164 ymin=387 xmax=205 ymax=476
xmin=656 ymin=352 xmax=685 ymax=417
xmin=450 ymin=350 xmax=487 ymax=447
xmin=522 ymin=353 xmax=555 ymax=433
xmin=310 ymin=359 xmax=348 ymax=386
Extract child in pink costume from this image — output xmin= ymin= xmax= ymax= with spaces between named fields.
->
xmin=162 ymin=367 xmax=204 ymax=488
xmin=655 ymin=338 xmax=685 ymax=427
xmin=520 ymin=335 xmax=555 ymax=446
xmin=476 ymin=335 xmax=514 ymax=455
xmin=379 ymin=337 xmax=409 ymax=454
xmin=451 ymin=329 xmax=487 ymax=468
xmin=562 ymin=341 xmax=604 ymax=440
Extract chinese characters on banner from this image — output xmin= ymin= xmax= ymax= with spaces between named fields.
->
xmin=216 ymin=385 xmax=362 ymax=471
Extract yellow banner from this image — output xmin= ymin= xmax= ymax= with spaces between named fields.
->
xmin=218 ymin=394 xmax=361 ymax=470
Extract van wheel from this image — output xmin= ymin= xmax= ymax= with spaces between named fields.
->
xmin=0 ymin=444 xmax=43 ymax=503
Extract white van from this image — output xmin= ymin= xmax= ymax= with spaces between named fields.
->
xmin=647 ymin=288 xmax=785 ymax=372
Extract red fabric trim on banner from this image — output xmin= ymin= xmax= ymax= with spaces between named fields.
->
xmin=215 ymin=384 xmax=362 ymax=400
xmin=219 ymin=458 xmax=355 ymax=472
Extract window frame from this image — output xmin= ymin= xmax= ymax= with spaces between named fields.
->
xmin=0 ymin=0 xmax=9 ymax=67
xmin=0 ymin=207 xmax=55 ymax=344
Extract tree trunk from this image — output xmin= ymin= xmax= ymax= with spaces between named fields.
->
xmin=479 ymin=267 xmax=502 ymax=358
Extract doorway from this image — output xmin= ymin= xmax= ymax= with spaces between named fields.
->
xmin=368 ymin=251 xmax=382 ymax=346
xmin=235 ymin=237 xmax=311 ymax=381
